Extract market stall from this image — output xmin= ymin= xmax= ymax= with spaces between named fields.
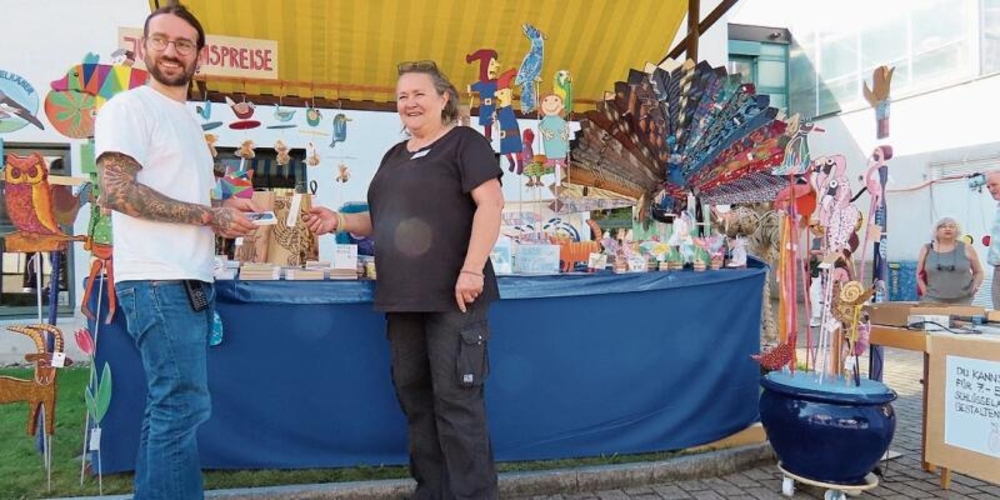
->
xmin=90 ymin=262 xmax=766 ymax=472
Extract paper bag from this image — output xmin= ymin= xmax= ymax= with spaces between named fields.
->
xmin=266 ymin=191 xmax=318 ymax=266
xmin=234 ymin=190 xmax=274 ymax=263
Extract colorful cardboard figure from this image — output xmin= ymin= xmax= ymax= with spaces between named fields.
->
xmin=46 ymin=53 xmax=148 ymax=138
xmin=2 ymin=153 xmax=85 ymax=252
xmin=495 ymin=69 xmax=522 ymax=173
xmin=329 ymin=113 xmax=352 ymax=148
xmin=273 ymin=102 xmax=296 ymax=122
xmin=515 ymin=23 xmax=545 ymax=114
xmin=466 ymin=48 xmax=500 ymax=140
xmin=863 ymin=66 xmax=894 ymax=139
xmin=306 ymin=105 xmax=322 ymax=127
xmin=553 ymin=70 xmax=573 ymax=118
xmin=519 ymin=129 xmax=549 ymax=187
xmin=214 ymin=165 xmax=254 ymax=200
xmin=539 ymin=92 xmax=569 ymax=185
xmin=772 ymin=115 xmax=823 ymax=176
xmin=226 ymin=95 xmax=260 ymax=129
xmin=336 ymin=163 xmax=351 ymax=183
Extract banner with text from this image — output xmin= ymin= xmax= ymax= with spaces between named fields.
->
xmin=119 ymin=27 xmax=278 ymax=80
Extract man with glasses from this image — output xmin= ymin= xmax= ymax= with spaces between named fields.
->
xmin=94 ymin=4 xmax=256 ymax=499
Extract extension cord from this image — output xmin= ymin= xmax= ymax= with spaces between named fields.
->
xmin=907 ymin=314 xmax=951 ymax=331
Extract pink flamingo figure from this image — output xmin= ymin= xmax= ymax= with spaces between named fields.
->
xmin=857 ymin=145 xmax=893 ymax=283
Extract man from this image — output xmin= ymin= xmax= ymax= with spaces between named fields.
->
xmin=986 ymin=171 xmax=1000 ymax=309
xmin=94 ymin=5 xmax=256 ymax=499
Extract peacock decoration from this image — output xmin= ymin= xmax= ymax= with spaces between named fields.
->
xmin=562 ymin=59 xmax=802 ymax=219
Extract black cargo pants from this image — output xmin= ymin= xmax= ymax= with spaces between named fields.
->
xmin=386 ymin=300 xmax=497 ymax=500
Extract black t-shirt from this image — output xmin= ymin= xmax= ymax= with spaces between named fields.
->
xmin=368 ymin=126 xmax=503 ymax=312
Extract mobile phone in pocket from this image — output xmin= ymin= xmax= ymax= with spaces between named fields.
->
xmin=184 ymin=280 xmax=209 ymax=312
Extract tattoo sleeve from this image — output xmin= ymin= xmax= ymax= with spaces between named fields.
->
xmin=97 ymin=152 xmax=212 ymax=226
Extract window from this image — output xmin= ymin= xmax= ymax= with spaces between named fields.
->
xmin=728 ymin=28 xmax=790 ymax=113
xmin=215 ymin=147 xmax=309 ymax=192
xmin=0 ymin=144 xmax=76 ymax=318
xmin=983 ymin=0 xmax=1000 ymax=74
xmin=787 ymin=0 xmax=980 ymax=118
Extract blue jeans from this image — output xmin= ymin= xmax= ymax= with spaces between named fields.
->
xmin=115 ymin=280 xmax=215 ymax=500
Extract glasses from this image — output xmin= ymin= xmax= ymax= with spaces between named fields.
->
xmin=397 ymin=60 xmax=438 ymax=75
xmin=146 ymin=35 xmax=198 ymax=56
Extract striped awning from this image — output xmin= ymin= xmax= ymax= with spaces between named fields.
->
xmin=151 ymin=0 xmax=687 ymax=111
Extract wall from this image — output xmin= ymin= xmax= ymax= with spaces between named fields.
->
xmin=728 ymin=0 xmax=1000 ymax=263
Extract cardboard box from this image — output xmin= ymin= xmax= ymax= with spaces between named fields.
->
xmin=865 ymin=301 xmax=986 ymax=327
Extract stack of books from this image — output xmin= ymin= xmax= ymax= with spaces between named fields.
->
xmin=285 ymin=267 xmax=326 ymax=280
xmin=240 ymin=263 xmax=281 ymax=280
xmin=328 ymin=268 xmax=358 ymax=280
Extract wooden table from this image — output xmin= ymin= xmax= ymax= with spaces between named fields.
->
xmin=868 ymin=325 xmax=951 ymax=488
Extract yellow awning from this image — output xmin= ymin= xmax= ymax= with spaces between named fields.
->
xmin=151 ymin=0 xmax=687 ymax=111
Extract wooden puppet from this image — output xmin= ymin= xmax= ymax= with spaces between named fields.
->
xmin=465 ymin=48 xmax=500 ymax=140
xmin=495 ymin=69 xmax=522 ymax=173
xmin=538 ymin=92 xmax=569 ymax=186
xmin=274 ymin=140 xmax=291 ymax=166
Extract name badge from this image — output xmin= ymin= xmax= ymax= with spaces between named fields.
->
xmin=410 ymin=150 xmax=430 ymax=160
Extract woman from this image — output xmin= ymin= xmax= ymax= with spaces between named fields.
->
xmin=304 ymin=60 xmax=504 ymax=500
xmin=917 ymin=217 xmax=983 ymax=304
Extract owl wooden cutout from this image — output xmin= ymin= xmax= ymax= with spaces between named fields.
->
xmin=3 ymin=153 xmax=79 ymax=252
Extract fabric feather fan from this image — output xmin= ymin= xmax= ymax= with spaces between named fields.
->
xmin=567 ymin=59 xmax=792 ymax=220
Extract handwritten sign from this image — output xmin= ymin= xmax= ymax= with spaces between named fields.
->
xmin=119 ymin=27 xmax=278 ymax=80
xmin=514 ymin=244 xmax=560 ymax=275
xmin=944 ymin=355 xmax=1000 ymax=457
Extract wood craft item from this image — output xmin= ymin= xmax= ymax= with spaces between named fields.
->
xmin=3 ymin=153 xmax=86 ymax=252
xmin=267 ymin=190 xmax=318 ymax=266
xmin=0 ymin=324 xmax=72 ymax=436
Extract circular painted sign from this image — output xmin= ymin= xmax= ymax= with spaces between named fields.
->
xmin=44 ymin=90 xmax=99 ymax=139
xmin=0 ymin=69 xmax=42 ymax=133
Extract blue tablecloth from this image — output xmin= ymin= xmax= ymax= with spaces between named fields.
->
xmin=91 ymin=263 xmax=766 ymax=472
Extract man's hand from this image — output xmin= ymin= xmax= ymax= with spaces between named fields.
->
xmin=454 ymin=271 xmax=484 ymax=313
xmin=208 ymin=206 xmax=257 ymax=239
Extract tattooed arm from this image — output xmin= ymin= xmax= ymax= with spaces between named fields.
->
xmin=97 ymin=152 xmax=256 ymax=238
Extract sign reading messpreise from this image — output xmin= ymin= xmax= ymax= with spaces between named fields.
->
xmin=118 ymin=27 xmax=278 ymax=80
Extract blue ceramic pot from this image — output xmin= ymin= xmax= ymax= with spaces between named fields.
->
xmin=759 ymin=371 xmax=897 ymax=485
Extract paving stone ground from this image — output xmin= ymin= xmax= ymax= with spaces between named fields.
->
xmin=512 ymin=347 xmax=1000 ymax=499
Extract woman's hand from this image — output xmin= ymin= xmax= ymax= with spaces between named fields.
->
xmin=455 ymin=270 xmax=484 ymax=313
xmin=917 ymin=280 xmax=927 ymax=296
xmin=303 ymin=206 xmax=338 ymax=234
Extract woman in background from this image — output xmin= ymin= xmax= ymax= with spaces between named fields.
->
xmin=917 ymin=217 xmax=983 ymax=304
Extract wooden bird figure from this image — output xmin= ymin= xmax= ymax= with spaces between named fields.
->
xmin=3 ymin=153 xmax=64 ymax=236
xmin=553 ymin=70 xmax=573 ymax=117
xmin=515 ymin=23 xmax=546 ymax=114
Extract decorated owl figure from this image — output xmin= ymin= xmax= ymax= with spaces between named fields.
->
xmin=3 ymin=153 xmax=64 ymax=236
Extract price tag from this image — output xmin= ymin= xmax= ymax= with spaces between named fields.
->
xmin=51 ymin=352 xmax=66 ymax=368
xmin=286 ymin=193 xmax=302 ymax=227
xmin=89 ymin=428 xmax=102 ymax=451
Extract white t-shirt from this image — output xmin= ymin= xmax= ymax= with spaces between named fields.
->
xmin=94 ymin=86 xmax=215 ymax=283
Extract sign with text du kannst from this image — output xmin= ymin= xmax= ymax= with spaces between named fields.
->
xmin=944 ymin=355 xmax=1000 ymax=458
xmin=119 ymin=28 xmax=278 ymax=80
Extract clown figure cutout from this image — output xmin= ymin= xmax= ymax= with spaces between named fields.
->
xmin=539 ymin=92 xmax=569 ymax=186
xmin=465 ymin=49 xmax=500 ymax=140
xmin=495 ymin=69 xmax=522 ymax=173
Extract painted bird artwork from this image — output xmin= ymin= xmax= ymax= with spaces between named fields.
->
xmin=515 ymin=23 xmax=545 ymax=114
xmin=225 ymin=96 xmax=256 ymax=120
xmin=562 ymin=59 xmax=794 ymax=218
xmin=330 ymin=113 xmax=352 ymax=148
xmin=1 ymin=153 xmax=85 ymax=252
xmin=196 ymin=98 xmax=212 ymax=120
xmin=273 ymin=103 xmax=296 ymax=122
xmin=553 ymin=70 xmax=573 ymax=117
xmin=0 ymin=91 xmax=44 ymax=130
xmin=4 ymin=153 xmax=64 ymax=236
xmin=49 ymin=53 xmax=149 ymax=103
